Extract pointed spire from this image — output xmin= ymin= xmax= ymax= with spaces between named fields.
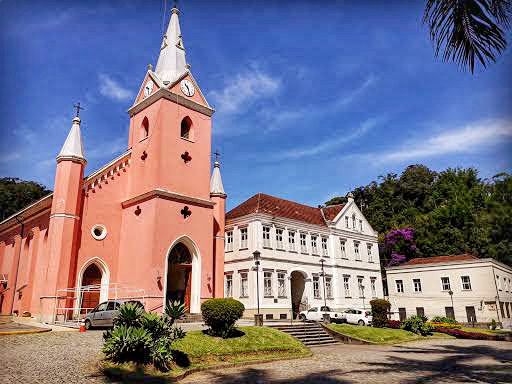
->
xmin=57 ymin=116 xmax=86 ymax=164
xmin=210 ymin=160 xmax=226 ymax=196
xmin=155 ymin=5 xmax=188 ymax=84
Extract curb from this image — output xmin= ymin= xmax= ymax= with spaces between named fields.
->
xmin=0 ymin=327 xmax=51 ymax=336
xmin=100 ymin=350 xmax=313 ymax=382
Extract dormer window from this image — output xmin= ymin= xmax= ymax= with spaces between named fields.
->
xmin=180 ymin=116 xmax=192 ymax=139
xmin=352 ymin=214 xmax=356 ymax=229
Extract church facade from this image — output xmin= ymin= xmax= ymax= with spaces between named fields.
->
xmin=0 ymin=7 xmax=227 ymax=322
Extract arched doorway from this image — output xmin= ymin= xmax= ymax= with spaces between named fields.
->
xmin=81 ymin=264 xmax=102 ymax=312
xmin=166 ymin=243 xmax=192 ymax=312
xmin=291 ymin=271 xmax=307 ymax=319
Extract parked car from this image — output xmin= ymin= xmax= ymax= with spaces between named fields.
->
xmin=343 ymin=308 xmax=372 ymax=326
xmin=299 ymin=306 xmax=344 ymax=323
xmin=83 ymin=300 xmax=144 ymax=329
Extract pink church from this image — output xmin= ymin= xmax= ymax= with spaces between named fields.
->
xmin=0 ymin=7 xmax=227 ymax=323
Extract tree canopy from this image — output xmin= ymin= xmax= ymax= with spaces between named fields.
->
xmin=0 ymin=178 xmax=51 ymax=221
xmin=325 ymin=165 xmax=512 ymax=266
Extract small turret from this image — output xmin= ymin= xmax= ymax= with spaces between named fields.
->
xmin=57 ymin=116 xmax=86 ymax=164
xmin=210 ymin=156 xmax=227 ymax=297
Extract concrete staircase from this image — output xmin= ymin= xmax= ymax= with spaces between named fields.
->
xmin=0 ymin=315 xmax=13 ymax=325
xmin=270 ymin=322 xmax=337 ymax=347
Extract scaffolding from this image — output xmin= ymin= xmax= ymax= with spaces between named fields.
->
xmin=49 ymin=283 xmax=146 ymax=326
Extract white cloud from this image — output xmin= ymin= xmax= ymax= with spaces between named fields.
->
xmin=379 ymin=119 xmax=512 ymax=163
xmin=86 ymin=137 xmax=127 ymax=160
xmin=209 ymin=69 xmax=280 ymax=113
xmin=98 ymin=74 xmax=133 ymax=102
xmin=274 ymin=117 xmax=381 ymax=160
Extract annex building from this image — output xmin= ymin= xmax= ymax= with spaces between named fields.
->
xmin=0 ymin=7 xmax=227 ymax=322
xmin=386 ymin=254 xmax=512 ymax=327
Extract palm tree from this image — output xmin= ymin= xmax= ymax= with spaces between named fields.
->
xmin=423 ymin=0 xmax=511 ymax=73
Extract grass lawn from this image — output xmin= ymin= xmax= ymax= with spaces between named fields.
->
xmin=101 ymin=326 xmax=310 ymax=380
xmin=327 ymin=323 xmax=452 ymax=345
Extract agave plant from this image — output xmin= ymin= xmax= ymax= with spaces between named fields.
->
xmin=164 ymin=300 xmax=186 ymax=325
xmin=113 ymin=302 xmax=145 ymax=327
xmin=102 ymin=325 xmax=153 ymax=364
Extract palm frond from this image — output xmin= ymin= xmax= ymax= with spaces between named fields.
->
xmin=423 ymin=0 xmax=511 ymax=73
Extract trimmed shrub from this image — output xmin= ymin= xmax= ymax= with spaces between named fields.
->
xmin=401 ymin=315 xmax=433 ymax=336
xmin=490 ymin=319 xmax=497 ymax=330
xmin=430 ymin=322 xmax=462 ymax=329
xmin=387 ymin=320 xmax=401 ymax=329
xmin=201 ymin=298 xmax=245 ymax=338
xmin=431 ymin=316 xmax=458 ymax=324
xmin=435 ymin=327 xmax=499 ymax=340
xmin=370 ymin=299 xmax=391 ymax=328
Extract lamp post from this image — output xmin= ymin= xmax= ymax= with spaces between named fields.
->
xmin=319 ymin=258 xmax=327 ymax=310
xmin=253 ymin=250 xmax=262 ymax=326
xmin=448 ymin=289 xmax=454 ymax=320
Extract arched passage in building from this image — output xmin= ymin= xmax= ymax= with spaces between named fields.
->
xmin=290 ymin=270 xmax=307 ymax=319
xmin=165 ymin=238 xmax=201 ymax=313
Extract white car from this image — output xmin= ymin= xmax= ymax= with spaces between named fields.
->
xmin=299 ymin=306 xmax=344 ymax=323
xmin=343 ymin=308 xmax=372 ymax=326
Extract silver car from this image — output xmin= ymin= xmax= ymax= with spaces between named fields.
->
xmin=83 ymin=300 xmax=143 ymax=329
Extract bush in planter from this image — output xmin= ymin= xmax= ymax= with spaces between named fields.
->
xmin=201 ymin=298 xmax=245 ymax=338
xmin=490 ymin=319 xmax=497 ymax=330
xmin=401 ymin=315 xmax=433 ymax=336
xmin=431 ymin=316 xmax=458 ymax=324
xmin=370 ymin=299 xmax=391 ymax=328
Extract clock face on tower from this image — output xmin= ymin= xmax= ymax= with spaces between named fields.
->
xmin=180 ymin=79 xmax=195 ymax=97
xmin=143 ymin=81 xmax=154 ymax=98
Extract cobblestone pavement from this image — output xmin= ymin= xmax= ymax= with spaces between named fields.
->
xmin=1 ymin=331 xmax=511 ymax=383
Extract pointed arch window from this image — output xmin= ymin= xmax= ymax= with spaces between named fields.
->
xmin=140 ymin=117 xmax=149 ymax=141
xmin=180 ymin=116 xmax=192 ymax=140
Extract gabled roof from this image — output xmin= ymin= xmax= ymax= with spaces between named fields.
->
xmin=402 ymin=254 xmax=479 ymax=266
xmin=226 ymin=193 xmax=344 ymax=227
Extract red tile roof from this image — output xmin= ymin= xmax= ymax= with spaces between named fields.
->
xmin=402 ymin=254 xmax=479 ymax=266
xmin=226 ymin=193 xmax=344 ymax=226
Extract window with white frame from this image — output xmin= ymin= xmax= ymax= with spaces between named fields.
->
xmin=354 ymin=241 xmax=361 ymax=260
xmin=339 ymin=239 xmax=347 ymax=258
xmin=311 ymin=235 xmax=318 ymax=255
xmin=497 ymin=275 xmax=502 ymax=290
xmin=263 ymin=225 xmax=271 ymax=248
xmin=321 ymin=237 xmax=328 ymax=256
xmin=352 ymin=214 xmax=356 ymax=229
xmin=300 ymin=233 xmax=307 ymax=253
xmin=264 ymin=271 xmax=273 ymax=297
xmin=277 ymin=272 xmax=286 ymax=297
xmin=413 ymin=278 xmax=422 ymax=292
xmin=225 ymin=231 xmax=233 ymax=252
xmin=357 ymin=276 xmax=364 ymax=297
xmin=326 ymin=276 xmax=333 ymax=298
xmin=345 ymin=216 xmax=349 ymax=228
xmin=313 ymin=275 xmax=321 ymax=298
xmin=396 ymin=279 xmax=404 ymax=293
xmin=461 ymin=275 xmax=472 ymax=290
xmin=275 ymin=228 xmax=284 ymax=249
xmin=343 ymin=275 xmax=351 ymax=297
xmin=359 ymin=219 xmax=363 ymax=231
xmin=240 ymin=272 xmax=248 ymax=297
xmin=239 ymin=227 xmax=248 ymax=249
xmin=370 ymin=277 xmax=377 ymax=297
xmin=225 ymin=274 xmax=233 ymax=297
xmin=288 ymin=231 xmax=296 ymax=251
xmin=367 ymin=243 xmax=373 ymax=262
xmin=441 ymin=277 xmax=451 ymax=291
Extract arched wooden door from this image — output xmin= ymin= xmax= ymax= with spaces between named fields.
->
xmin=166 ymin=243 xmax=192 ymax=312
xmin=81 ymin=264 xmax=102 ymax=313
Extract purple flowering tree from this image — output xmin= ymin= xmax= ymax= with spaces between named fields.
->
xmin=384 ymin=228 xmax=417 ymax=266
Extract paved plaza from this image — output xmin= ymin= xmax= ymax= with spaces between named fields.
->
xmin=0 ymin=330 xmax=511 ymax=383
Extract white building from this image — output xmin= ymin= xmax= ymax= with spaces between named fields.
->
xmin=223 ymin=193 xmax=384 ymax=319
xmin=386 ymin=254 xmax=512 ymax=326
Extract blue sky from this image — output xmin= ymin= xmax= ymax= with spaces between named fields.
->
xmin=1 ymin=0 xmax=511 ymax=210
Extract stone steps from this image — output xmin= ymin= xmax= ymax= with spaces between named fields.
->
xmin=0 ymin=315 xmax=13 ymax=324
xmin=270 ymin=322 xmax=337 ymax=347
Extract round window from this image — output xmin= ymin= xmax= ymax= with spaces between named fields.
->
xmin=91 ymin=224 xmax=107 ymax=240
